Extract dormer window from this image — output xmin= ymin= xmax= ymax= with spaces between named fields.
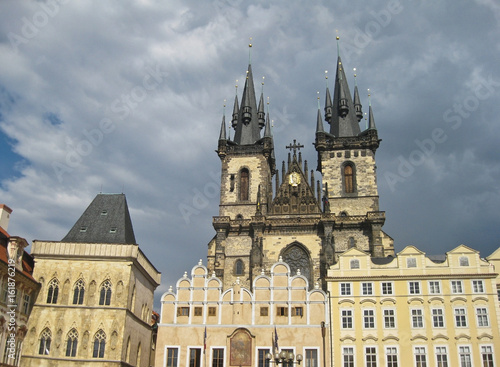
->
xmin=101 ymin=210 xmax=108 ymax=216
xmin=109 ymin=227 xmax=117 ymax=234
xmin=80 ymin=226 xmax=87 ymax=233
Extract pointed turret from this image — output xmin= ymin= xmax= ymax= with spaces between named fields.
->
xmin=231 ymin=94 xmax=239 ymax=129
xmin=353 ymin=85 xmax=363 ymax=122
xmin=264 ymin=111 xmax=272 ymax=138
xmin=324 ymin=87 xmax=332 ymax=121
xmin=368 ymin=105 xmax=376 ymax=130
xmin=258 ymin=92 xmax=265 ymax=130
xmin=233 ymin=64 xmax=261 ymax=145
xmin=219 ymin=114 xmax=227 ymax=140
xmin=316 ymin=108 xmax=324 ymax=133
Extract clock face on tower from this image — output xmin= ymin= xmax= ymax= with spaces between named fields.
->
xmin=288 ymin=172 xmax=301 ymax=187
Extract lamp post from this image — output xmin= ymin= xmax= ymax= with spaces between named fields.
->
xmin=265 ymin=350 xmax=303 ymax=365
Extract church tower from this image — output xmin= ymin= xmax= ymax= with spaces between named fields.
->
xmin=209 ymin=44 xmax=393 ymax=292
xmin=315 ymin=41 xmax=394 ymax=259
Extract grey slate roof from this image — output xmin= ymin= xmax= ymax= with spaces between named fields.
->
xmin=62 ymin=193 xmax=136 ymax=244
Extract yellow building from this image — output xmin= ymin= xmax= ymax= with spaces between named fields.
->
xmin=156 ymin=259 xmax=329 ymax=367
xmin=21 ymin=194 xmax=161 ymax=367
xmin=327 ymin=245 xmax=500 ymax=367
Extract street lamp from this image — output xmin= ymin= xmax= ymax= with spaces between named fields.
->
xmin=265 ymin=350 xmax=303 ymax=365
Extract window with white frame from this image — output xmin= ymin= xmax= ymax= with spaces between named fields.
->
xmin=472 ymin=280 xmax=484 ymax=293
xmin=386 ymin=347 xmax=398 ymax=367
xmin=381 ymin=282 xmax=393 ymax=295
xmin=166 ymin=347 xmax=178 ymax=367
xmin=435 ymin=346 xmax=448 ymax=367
xmin=362 ymin=282 xmax=373 ymax=296
xmin=451 ymin=280 xmax=463 ymax=294
xmin=432 ymin=308 xmax=445 ymax=328
xmin=212 ymin=348 xmax=224 ymax=367
xmin=365 ymin=347 xmax=377 ymax=367
xmin=414 ymin=347 xmax=427 ymax=367
xmin=343 ymin=347 xmax=354 ymax=367
xmin=383 ymin=309 xmax=395 ymax=328
xmin=340 ymin=283 xmax=352 ymax=296
xmin=428 ymin=281 xmax=441 ymax=294
xmin=458 ymin=346 xmax=472 ymax=367
xmin=363 ymin=309 xmax=375 ymax=329
xmin=409 ymin=281 xmax=421 ymax=295
xmin=454 ymin=308 xmax=467 ymax=327
xmin=411 ymin=309 xmax=424 ymax=328
xmin=305 ymin=349 xmax=318 ymax=367
xmin=341 ymin=309 xmax=353 ymax=329
xmin=481 ymin=346 xmax=494 ymax=367
xmin=476 ymin=307 xmax=489 ymax=327
xmin=258 ymin=349 xmax=270 ymax=367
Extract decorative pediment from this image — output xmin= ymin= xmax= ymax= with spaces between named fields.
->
xmin=270 ymin=148 xmax=321 ymax=215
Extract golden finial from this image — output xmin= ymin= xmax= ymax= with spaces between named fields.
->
xmin=246 ymin=70 xmax=249 ymax=79
xmin=249 ymin=37 xmax=252 ymax=48
xmin=336 ymin=36 xmax=339 ymax=40
xmin=262 ymin=76 xmax=265 ymax=85
xmin=235 ymin=80 xmax=238 ymax=95
xmin=267 ymin=96 xmax=270 ymax=105
xmin=368 ymin=89 xmax=372 ymax=106
xmin=325 ymin=70 xmax=328 ymax=79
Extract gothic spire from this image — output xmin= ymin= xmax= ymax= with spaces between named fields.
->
xmin=329 ymin=55 xmax=361 ymax=137
xmin=233 ymin=64 xmax=261 ymax=145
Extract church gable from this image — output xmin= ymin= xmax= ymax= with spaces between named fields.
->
xmin=270 ymin=143 xmax=321 ymax=215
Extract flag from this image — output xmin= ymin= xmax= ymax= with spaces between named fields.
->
xmin=274 ymin=326 xmax=279 ymax=352
xmin=203 ymin=326 xmax=207 ymax=354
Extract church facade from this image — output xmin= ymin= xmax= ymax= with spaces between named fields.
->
xmin=155 ymin=44 xmax=398 ymax=367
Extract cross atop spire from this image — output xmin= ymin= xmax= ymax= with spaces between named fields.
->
xmin=286 ymin=140 xmax=304 ymax=155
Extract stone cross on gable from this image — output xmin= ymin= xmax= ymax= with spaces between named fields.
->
xmin=286 ymin=140 xmax=304 ymax=155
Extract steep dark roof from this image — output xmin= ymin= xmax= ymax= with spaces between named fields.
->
xmin=62 ymin=194 xmax=136 ymax=244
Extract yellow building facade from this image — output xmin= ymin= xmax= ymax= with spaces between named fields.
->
xmin=156 ymin=259 xmax=329 ymax=367
xmin=327 ymin=245 xmax=500 ymax=367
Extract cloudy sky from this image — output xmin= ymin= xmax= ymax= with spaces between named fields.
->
xmin=1 ymin=0 xmax=499 ymax=309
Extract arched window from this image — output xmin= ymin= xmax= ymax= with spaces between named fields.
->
xmin=46 ymin=279 xmax=59 ymax=304
xmin=125 ymin=336 xmax=131 ymax=362
xmin=38 ymin=328 xmax=52 ymax=355
xmin=65 ymin=329 xmax=78 ymax=357
xmin=92 ymin=330 xmax=106 ymax=358
xmin=137 ymin=342 xmax=142 ymax=366
xmin=235 ymin=260 xmax=244 ymax=275
xmin=348 ymin=237 xmax=355 ymax=249
xmin=73 ymin=279 xmax=85 ymax=305
xmin=99 ymin=280 xmax=112 ymax=306
xmin=344 ymin=164 xmax=355 ymax=193
xmin=282 ymin=243 xmax=312 ymax=289
xmin=240 ymin=168 xmax=249 ymax=201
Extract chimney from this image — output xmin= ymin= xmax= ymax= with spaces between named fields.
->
xmin=0 ymin=204 xmax=13 ymax=232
